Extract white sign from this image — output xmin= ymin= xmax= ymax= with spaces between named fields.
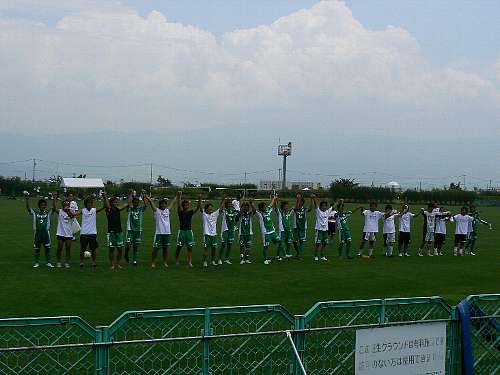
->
xmin=62 ymin=178 xmax=105 ymax=188
xmin=355 ymin=322 xmax=446 ymax=375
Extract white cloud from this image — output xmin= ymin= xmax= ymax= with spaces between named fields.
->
xmin=0 ymin=0 xmax=498 ymax=136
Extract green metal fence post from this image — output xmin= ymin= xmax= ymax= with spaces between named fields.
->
xmin=95 ymin=326 xmax=109 ymax=375
xmin=293 ymin=315 xmax=306 ymax=375
xmin=379 ymin=299 xmax=386 ymax=324
xmin=449 ymin=307 xmax=461 ymax=375
xmin=202 ymin=308 xmax=212 ymax=375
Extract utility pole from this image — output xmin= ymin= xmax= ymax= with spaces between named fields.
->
xmin=32 ymin=158 xmax=36 ymax=182
xmin=244 ymin=171 xmax=247 ymax=185
xmin=278 ymin=142 xmax=292 ymax=190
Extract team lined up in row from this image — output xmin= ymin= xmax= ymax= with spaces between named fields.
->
xmin=25 ymin=191 xmax=491 ymax=269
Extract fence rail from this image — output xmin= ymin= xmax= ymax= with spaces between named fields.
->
xmin=0 ymin=294 xmax=497 ymax=374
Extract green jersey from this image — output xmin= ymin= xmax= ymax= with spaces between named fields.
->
xmin=30 ymin=208 xmax=53 ymax=232
xmin=293 ymin=206 xmax=309 ymax=230
xmin=278 ymin=209 xmax=293 ymax=232
xmin=470 ymin=212 xmax=489 ymax=233
xmin=257 ymin=205 xmax=275 ymax=234
xmin=127 ymin=206 xmax=146 ymax=232
xmin=222 ymin=207 xmax=239 ymax=232
xmin=337 ymin=211 xmax=352 ymax=231
xmin=239 ymin=212 xmax=254 ymax=236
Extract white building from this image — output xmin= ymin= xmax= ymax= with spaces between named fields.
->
xmin=259 ymin=180 xmax=321 ymax=191
xmin=386 ymin=181 xmax=402 ymax=191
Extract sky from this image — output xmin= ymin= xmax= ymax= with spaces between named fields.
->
xmin=0 ymin=0 xmax=499 ymax=189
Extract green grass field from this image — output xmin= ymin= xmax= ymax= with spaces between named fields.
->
xmin=0 ymin=198 xmax=498 ymax=326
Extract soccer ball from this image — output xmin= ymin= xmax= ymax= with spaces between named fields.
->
xmin=83 ymin=251 xmax=91 ymax=259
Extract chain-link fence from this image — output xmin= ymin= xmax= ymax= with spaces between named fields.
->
xmin=0 ymin=295 xmax=497 ymax=374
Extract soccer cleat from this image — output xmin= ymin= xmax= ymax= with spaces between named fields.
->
xmin=133 ymin=261 xmax=138 ymax=266
xmin=321 ymin=256 xmax=328 ymax=261
xmin=218 ymin=259 xmax=223 ymax=265
xmin=188 ymin=263 xmax=193 ymax=268
xmin=418 ymin=253 xmax=423 ymax=257
xmin=225 ymin=260 xmax=232 ymax=265
xmin=46 ymin=263 xmax=54 ymax=268
xmin=314 ymin=257 xmax=319 ymax=261
xmin=405 ymin=253 xmax=410 ymax=257
xmin=240 ymin=259 xmax=245 ymax=265
xmin=245 ymin=259 xmax=252 ymax=264
xmin=116 ymin=264 xmax=123 ymax=269
xmin=398 ymin=253 xmax=403 ymax=257
xmin=65 ymin=263 xmax=70 ymax=268
xmin=264 ymin=260 xmax=271 ymax=265
xmin=111 ymin=265 xmax=115 ymax=270
xmin=163 ymin=263 xmax=168 ymax=268
xmin=151 ymin=263 xmax=156 ymax=268
xmin=33 ymin=263 xmax=40 ymax=268
xmin=211 ymin=261 xmax=217 ymax=266
xmin=285 ymin=254 xmax=293 ymax=258
xmin=203 ymin=261 xmax=208 ymax=268
xmin=277 ymin=257 xmax=283 ymax=261
xmin=469 ymin=252 xmax=476 ymax=256
xmin=56 ymin=262 xmax=62 ymax=268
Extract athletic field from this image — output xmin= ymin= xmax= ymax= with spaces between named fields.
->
xmin=1 ymin=198 xmax=498 ymax=325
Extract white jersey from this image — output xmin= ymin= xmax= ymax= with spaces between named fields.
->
xmin=454 ymin=214 xmax=470 ymax=235
xmin=56 ymin=210 xmax=73 ymax=237
xmin=383 ymin=212 xmax=397 ymax=234
xmin=69 ymin=200 xmax=79 ymax=214
xmin=154 ymin=208 xmax=171 ymax=235
xmin=328 ymin=207 xmax=336 ymax=223
xmin=315 ymin=208 xmax=335 ymax=231
xmin=435 ymin=215 xmax=448 ymax=235
xmin=423 ymin=210 xmax=439 ymax=233
xmin=467 ymin=215 xmax=474 ymax=234
xmin=80 ymin=208 xmax=97 ymax=235
xmin=202 ymin=209 xmax=220 ymax=236
xmin=231 ymin=199 xmax=240 ymax=211
xmin=398 ymin=212 xmax=415 ymax=233
xmin=362 ymin=210 xmax=384 ymax=233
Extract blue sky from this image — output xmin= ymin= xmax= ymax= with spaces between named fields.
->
xmin=0 ymin=1 xmax=498 ymax=188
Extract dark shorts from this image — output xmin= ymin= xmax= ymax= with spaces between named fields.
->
xmin=455 ymin=234 xmax=467 ymax=244
xmin=398 ymin=231 xmax=411 ymax=245
xmin=328 ymin=222 xmax=336 ymax=236
xmin=56 ymin=235 xmax=73 ymax=241
xmin=435 ymin=233 xmax=446 ymax=247
xmin=80 ymin=234 xmax=98 ymax=251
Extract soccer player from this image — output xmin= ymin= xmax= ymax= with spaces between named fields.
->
xmin=239 ymin=201 xmax=255 ymax=264
xmin=256 ymin=195 xmax=280 ymax=264
xmin=52 ymin=192 xmax=76 ymax=268
xmin=292 ymin=193 xmax=310 ymax=258
xmin=434 ymin=207 xmax=451 ymax=256
xmin=201 ymin=197 xmax=225 ymax=267
xmin=452 ymin=207 xmax=471 ymax=256
xmin=276 ymin=199 xmax=294 ymax=259
xmin=312 ymin=194 xmax=335 ymax=261
xmin=397 ymin=204 xmax=420 ymax=257
xmin=382 ymin=205 xmax=398 ymax=257
xmin=76 ymin=196 xmax=105 ymax=267
xmin=145 ymin=193 xmax=177 ymax=268
xmin=418 ymin=204 xmax=449 ymax=257
xmin=465 ymin=206 xmax=492 ymax=255
xmin=102 ymin=192 xmax=128 ymax=269
xmin=26 ymin=194 xmax=54 ymax=268
xmin=328 ymin=203 xmax=336 ymax=240
xmin=67 ymin=191 xmax=80 ymax=241
xmin=334 ymin=200 xmax=361 ymax=259
xmin=124 ymin=190 xmax=147 ymax=265
xmin=219 ymin=198 xmax=240 ymax=265
xmin=357 ymin=202 xmax=384 ymax=258
xmin=232 ymin=193 xmax=242 ymax=211
xmin=175 ymin=192 xmax=202 ymax=267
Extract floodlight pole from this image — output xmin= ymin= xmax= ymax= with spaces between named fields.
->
xmin=282 ymin=154 xmax=287 ymax=191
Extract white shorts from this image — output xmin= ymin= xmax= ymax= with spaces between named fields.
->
xmin=425 ymin=231 xmax=435 ymax=242
xmin=363 ymin=232 xmax=376 ymax=241
xmin=384 ymin=233 xmax=396 ymax=244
